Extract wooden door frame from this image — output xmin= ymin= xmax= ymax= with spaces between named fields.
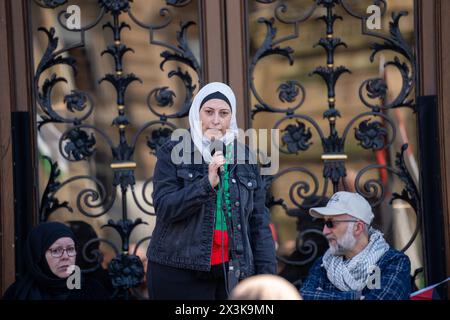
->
xmin=433 ymin=0 xmax=450 ymax=284
xmin=416 ymin=0 xmax=450 ymax=290
xmin=199 ymin=0 xmax=250 ymax=130
xmin=0 ymin=0 xmax=17 ymax=295
xmin=0 ymin=0 xmax=37 ymax=295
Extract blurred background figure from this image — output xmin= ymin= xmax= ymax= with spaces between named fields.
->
xmin=229 ymin=274 xmax=302 ymax=300
xmin=67 ymin=220 xmax=113 ymax=296
xmin=278 ymin=195 xmax=329 ymax=287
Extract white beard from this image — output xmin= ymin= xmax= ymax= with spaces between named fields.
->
xmin=328 ymin=223 xmax=357 ymax=256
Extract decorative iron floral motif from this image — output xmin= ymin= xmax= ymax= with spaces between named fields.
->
xmin=108 ymin=253 xmax=145 ymax=296
xmin=278 ymin=80 xmax=300 ymax=103
xmin=64 ymin=90 xmax=88 ymax=113
xmin=366 ymin=78 xmax=388 ymax=100
xmin=99 ymin=0 xmax=132 ymax=15
xmin=355 ymin=119 xmax=388 ymax=150
xmin=147 ymin=68 xmax=196 ymax=119
xmin=63 ymin=128 xmax=96 ymax=161
xmin=155 ymin=87 xmax=176 ymax=107
xmin=281 ymin=120 xmax=312 ymax=153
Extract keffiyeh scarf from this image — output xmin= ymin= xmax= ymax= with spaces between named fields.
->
xmin=322 ymin=228 xmax=390 ymax=291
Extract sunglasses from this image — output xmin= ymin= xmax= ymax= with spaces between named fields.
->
xmin=324 ymin=219 xmax=358 ymax=229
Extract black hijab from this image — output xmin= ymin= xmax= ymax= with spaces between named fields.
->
xmin=199 ymin=91 xmax=232 ymax=110
xmin=3 ymin=222 xmax=78 ymax=300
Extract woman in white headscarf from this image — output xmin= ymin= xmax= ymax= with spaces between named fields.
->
xmin=147 ymin=82 xmax=276 ymax=300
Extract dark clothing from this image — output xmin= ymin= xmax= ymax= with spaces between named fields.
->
xmin=147 ymin=261 xmax=227 ymax=300
xmin=3 ymin=222 xmax=109 ymax=300
xmin=67 ymin=220 xmax=114 ymax=295
xmin=147 ymin=137 xmax=276 ymax=298
xmin=3 ymin=276 xmax=109 ymax=300
xmin=300 ymin=248 xmax=412 ymax=300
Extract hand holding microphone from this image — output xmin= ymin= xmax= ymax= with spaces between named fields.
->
xmin=208 ymin=138 xmax=226 ymax=188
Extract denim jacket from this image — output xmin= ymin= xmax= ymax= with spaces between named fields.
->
xmin=147 ymin=137 xmax=277 ymax=279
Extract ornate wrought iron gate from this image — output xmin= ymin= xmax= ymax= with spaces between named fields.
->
xmin=247 ymin=0 xmax=421 ymax=287
xmin=32 ymin=0 xmax=203 ymax=299
xmin=29 ymin=0 xmax=426 ymax=298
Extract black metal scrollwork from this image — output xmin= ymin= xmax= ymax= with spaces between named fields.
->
xmin=355 ymin=144 xmax=420 ymax=252
xmin=251 ymin=0 xmax=419 ymax=278
xmin=35 ymin=0 xmax=201 ymax=298
xmin=39 ymin=156 xmax=73 ymax=222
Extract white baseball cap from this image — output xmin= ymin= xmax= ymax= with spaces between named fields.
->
xmin=309 ymin=191 xmax=374 ymax=225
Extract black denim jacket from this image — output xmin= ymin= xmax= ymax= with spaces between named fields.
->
xmin=147 ymin=137 xmax=276 ymax=279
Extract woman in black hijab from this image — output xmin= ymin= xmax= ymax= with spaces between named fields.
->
xmin=3 ymin=221 xmax=109 ymax=300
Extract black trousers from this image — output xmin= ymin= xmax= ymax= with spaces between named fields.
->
xmin=147 ymin=261 xmax=228 ymax=300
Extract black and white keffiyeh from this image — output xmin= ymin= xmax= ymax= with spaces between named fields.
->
xmin=322 ymin=228 xmax=390 ymax=291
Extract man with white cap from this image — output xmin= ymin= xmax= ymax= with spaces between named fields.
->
xmin=300 ymin=191 xmax=411 ymax=300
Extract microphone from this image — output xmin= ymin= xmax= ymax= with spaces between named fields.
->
xmin=210 ymin=137 xmax=226 ymax=173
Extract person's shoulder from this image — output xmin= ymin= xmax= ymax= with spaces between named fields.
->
xmin=379 ymin=248 xmax=411 ymax=268
xmin=310 ymin=255 xmax=325 ymax=270
xmin=157 ymin=130 xmax=195 ymax=156
xmin=2 ymin=281 xmax=20 ymax=300
xmin=158 ymin=138 xmax=180 ymax=153
xmin=154 ymin=138 xmax=185 ymax=162
xmin=382 ymin=247 xmax=409 ymax=259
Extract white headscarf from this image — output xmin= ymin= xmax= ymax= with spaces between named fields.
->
xmin=188 ymin=82 xmax=238 ymax=163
